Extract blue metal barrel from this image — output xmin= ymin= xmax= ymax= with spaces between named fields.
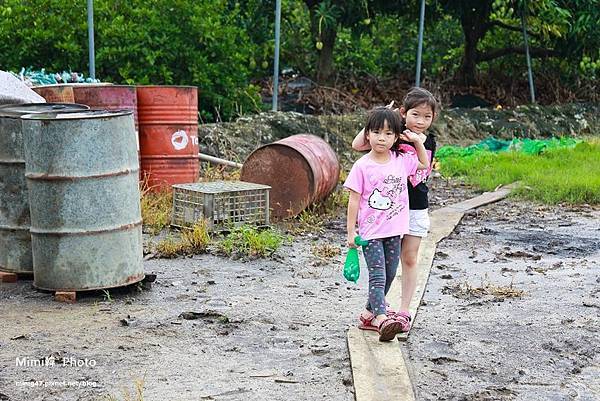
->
xmin=21 ymin=110 xmax=144 ymax=290
xmin=0 ymin=103 xmax=89 ymax=274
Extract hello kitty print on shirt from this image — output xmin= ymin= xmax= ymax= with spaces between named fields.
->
xmin=368 ymin=189 xmax=392 ymax=210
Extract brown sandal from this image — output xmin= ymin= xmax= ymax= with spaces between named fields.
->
xmin=377 ymin=317 xmax=403 ymax=341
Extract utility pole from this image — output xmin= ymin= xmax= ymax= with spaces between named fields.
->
xmin=87 ymin=0 xmax=96 ymax=79
xmin=415 ymin=0 xmax=426 ymax=87
xmin=521 ymin=1 xmax=536 ymax=103
xmin=272 ymin=0 xmax=282 ymax=111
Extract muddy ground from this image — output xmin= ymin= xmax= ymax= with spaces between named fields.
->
xmin=0 ymin=176 xmax=598 ymax=401
xmin=408 ymin=197 xmax=600 ymax=401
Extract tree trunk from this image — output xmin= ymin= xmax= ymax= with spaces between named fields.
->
xmin=458 ymin=22 xmax=480 ymax=86
xmin=454 ymin=0 xmax=493 ymax=86
xmin=316 ymin=27 xmax=337 ymax=83
xmin=308 ymin=4 xmax=337 ymax=84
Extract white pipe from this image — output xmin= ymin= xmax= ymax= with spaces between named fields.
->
xmin=198 ymin=153 xmax=243 ymax=169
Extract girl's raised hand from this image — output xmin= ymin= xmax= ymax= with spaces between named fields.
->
xmin=400 ymin=129 xmax=424 ymax=144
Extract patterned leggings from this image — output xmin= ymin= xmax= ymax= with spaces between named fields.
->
xmin=362 ymin=236 xmax=402 ymax=316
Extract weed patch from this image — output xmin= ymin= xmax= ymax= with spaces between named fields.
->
xmin=311 ymin=244 xmax=341 ymax=259
xmin=442 ymin=278 xmax=525 ymax=300
xmin=218 ymin=225 xmax=286 ymax=258
xmin=154 ymin=221 xmax=211 ymax=258
xmin=285 ymin=187 xmax=348 ymax=234
xmin=140 ymin=189 xmax=172 ymax=235
xmin=199 ymin=163 xmax=240 ymax=182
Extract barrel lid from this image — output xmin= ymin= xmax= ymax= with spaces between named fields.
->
xmin=0 ymin=103 xmax=90 ymax=118
xmin=20 ymin=109 xmax=134 ymax=120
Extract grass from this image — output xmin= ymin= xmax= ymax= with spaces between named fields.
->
xmin=140 ymin=189 xmax=172 ymax=235
xmin=439 ymin=141 xmax=600 ymax=204
xmin=285 ymin=186 xmax=349 ymax=234
xmin=218 ymin=224 xmax=286 ymax=258
xmin=154 ymin=220 xmax=211 ymax=258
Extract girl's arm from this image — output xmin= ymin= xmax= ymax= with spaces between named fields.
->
xmin=351 ymin=128 xmax=370 ymax=151
xmin=401 ymin=130 xmax=429 ymax=170
xmin=346 ymin=190 xmax=361 ymax=248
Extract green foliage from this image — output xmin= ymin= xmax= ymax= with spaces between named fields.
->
xmin=0 ymin=0 xmax=597 ymax=102
xmin=439 ymin=140 xmax=600 ymax=205
xmin=218 ymin=225 xmax=285 ymax=258
xmin=280 ymin=1 xmax=315 ymax=75
xmin=0 ymin=0 xmax=261 ymax=121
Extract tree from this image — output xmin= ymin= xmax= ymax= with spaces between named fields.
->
xmin=303 ymin=0 xmax=411 ymax=83
xmin=438 ymin=0 xmax=571 ymax=85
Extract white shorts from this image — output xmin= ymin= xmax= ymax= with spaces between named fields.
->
xmin=408 ymin=209 xmax=430 ymax=237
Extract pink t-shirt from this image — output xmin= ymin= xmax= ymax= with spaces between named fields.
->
xmin=344 ymin=150 xmax=419 ymax=240
xmin=398 ymin=144 xmax=433 ymax=186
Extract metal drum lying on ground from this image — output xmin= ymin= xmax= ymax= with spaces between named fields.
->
xmin=240 ymin=134 xmax=340 ymax=219
xmin=20 ymin=110 xmax=144 ymax=291
xmin=137 ymin=85 xmax=199 ymax=190
xmin=0 ymin=103 xmax=89 ymax=274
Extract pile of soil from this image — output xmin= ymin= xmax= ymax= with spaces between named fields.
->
xmin=198 ymin=104 xmax=600 ymax=169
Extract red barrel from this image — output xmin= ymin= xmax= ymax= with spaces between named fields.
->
xmin=137 ymin=86 xmax=199 ymax=190
xmin=241 ymin=134 xmax=340 ymax=219
xmin=72 ymin=85 xmax=138 ymax=131
xmin=32 ymin=85 xmax=74 ymax=103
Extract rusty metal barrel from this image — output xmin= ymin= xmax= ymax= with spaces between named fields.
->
xmin=0 ymin=103 xmax=89 ymax=274
xmin=72 ymin=85 xmax=138 ymax=131
xmin=32 ymin=85 xmax=75 ymax=103
xmin=240 ymin=134 xmax=340 ymax=219
xmin=20 ymin=110 xmax=144 ymax=291
xmin=137 ymin=85 xmax=199 ymax=190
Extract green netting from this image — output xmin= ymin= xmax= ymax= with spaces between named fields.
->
xmin=436 ymin=137 xmax=581 ymax=161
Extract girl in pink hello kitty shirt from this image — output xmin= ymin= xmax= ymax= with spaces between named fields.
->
xmin=344 ymin=106 xmax=429 ymax=341
xmin=352 ymin=87 xmax=440 ymax=334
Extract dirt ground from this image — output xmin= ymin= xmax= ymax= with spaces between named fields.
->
xmin=407 ymin=197 xmax=600 ymax=401
xmin=1 ymin=176 xmax=598 ymax=401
